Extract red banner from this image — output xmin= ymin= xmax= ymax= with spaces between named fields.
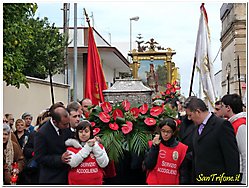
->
xmin=85 ymin=27 xmax=107 ymax=105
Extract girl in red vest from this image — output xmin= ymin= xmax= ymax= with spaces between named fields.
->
xmin=65 ymin=120 xmax=109 ymax=185
xmin=143 ymin=118 xmax=188 ymax=185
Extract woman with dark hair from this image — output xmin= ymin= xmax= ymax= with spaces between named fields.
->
xmin=65 ymin=120 xmax=109 ymax=185
xmin=143 ymin=118 xmax=188 ymax=185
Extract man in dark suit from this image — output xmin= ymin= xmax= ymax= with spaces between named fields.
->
xmin=184 ymin=96 xmax=240 ymax=184
xmin=34 ymin=103 xmax=72 ymax=184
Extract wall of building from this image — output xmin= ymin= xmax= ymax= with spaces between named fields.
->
xmin=220 ymin=3 xmax=246 ymax=98
xmin=214 ymin=70 xmax=222 ymax=100
xmin=3 ymin=77 xmax=69 ymax=124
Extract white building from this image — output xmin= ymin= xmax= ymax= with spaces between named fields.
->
xmin=52 ymin=27 xmax=131 ymax=101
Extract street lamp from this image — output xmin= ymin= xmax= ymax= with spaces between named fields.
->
xmin=130 ymin=16 xmax=139 ymax=54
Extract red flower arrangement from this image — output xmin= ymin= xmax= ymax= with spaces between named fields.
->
xmin=88 ymin=99 xmax=178 ymax=163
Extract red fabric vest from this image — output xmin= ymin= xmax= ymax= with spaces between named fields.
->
xmin=146 ymin=141 xmax=188 ymax=185
xmin=232 ymin=117 xmax=246 ymax=135
xmin=67 ymin=145 xmax=104 ymax=185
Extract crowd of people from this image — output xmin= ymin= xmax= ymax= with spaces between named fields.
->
xmin=3 ymin=93 xmax=246 ymax=185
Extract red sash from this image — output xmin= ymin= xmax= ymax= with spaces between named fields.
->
xmin=232 ymin=117 xmax=246 ymax=135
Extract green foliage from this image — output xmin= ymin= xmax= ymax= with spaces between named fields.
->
xmin=127 ymin=131 xmax=152 ymax=156
xmin=98 ymin=130 xmax=125 ymax=162
xmin=22 ymin=18 xmax=67 ymax=79
xmin=3 ymin=3 xmax=37 ymax=88
xmin=156 ymin=64 xmax=167 ymax=86
xmin=3 ymin=3 xmax=67 ymax=87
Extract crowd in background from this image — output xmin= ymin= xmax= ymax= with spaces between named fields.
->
xmin=3 ymin=93 xmax=246 ymax=185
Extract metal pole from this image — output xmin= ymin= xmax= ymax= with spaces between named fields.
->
xmin=63 ymin=3 xmax=70 ymax=103
xmin=130 ymin=19 xmax=132 ymax=53
xmin=63 ymin=3 xmax=67 ymax=85
xmin=66 ymin=3 xmax=70 ymax=103
xmin=237 ymin=55 xmax=242 ymax=97
xmin=73 ymin=3 xmax=78 ymax=102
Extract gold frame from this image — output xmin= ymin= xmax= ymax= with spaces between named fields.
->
xmin=129 ymin=47 xmax=176 ymax=84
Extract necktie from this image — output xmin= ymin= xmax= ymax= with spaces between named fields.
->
xmin=58 ymin=129 xmax=62 ymax=136
xmin=198 ymin=123 xmax=205 ymax=135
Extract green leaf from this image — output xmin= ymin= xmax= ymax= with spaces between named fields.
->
xmin=116 ymin=117 xmax=126 ymax=124
xmin=100 ymin=130 xmax=125 ymax=164
xmin=127 ymin=131 xmax=150 ymax=156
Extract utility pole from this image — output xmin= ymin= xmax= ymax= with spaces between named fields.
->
xmin=62 ymin=3 xmax=70 ymax=103
xmin=73 ymin=3 xmax=78 ymax=102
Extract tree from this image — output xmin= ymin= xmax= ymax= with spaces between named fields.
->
xmin=3 ymin=3 xmax=37 ymax=88
xmin=3 ymin=3 xmax=67 ymax=88
xmin=22 ymin=17 xmax=66 ymax=79
xmin=156 ymin=64 xmax=167 ymax=86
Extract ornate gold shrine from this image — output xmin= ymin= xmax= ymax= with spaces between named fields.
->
xmin=128 ymin=37 xmax=178 ymax=92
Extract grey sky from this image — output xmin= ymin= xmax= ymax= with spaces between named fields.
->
xmin=36 ymin=1 xmax=223 ymax=97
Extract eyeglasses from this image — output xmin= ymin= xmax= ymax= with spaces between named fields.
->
xmin=161 ymin=130 xmax=173 ymax=135
xmin=3 ymin=120 xmax=8 ymax=123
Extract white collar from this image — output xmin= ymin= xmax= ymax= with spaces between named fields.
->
xmin=50 ymin=118 xmax=60 ymax=135
xmin=70 ymin=127 xmax=76 ymax=132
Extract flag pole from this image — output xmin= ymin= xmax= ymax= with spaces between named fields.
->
xmin=84 ymin=8 xmax=91 ymax=27
xmin=189 ymin=57 xmax=196 ymax=97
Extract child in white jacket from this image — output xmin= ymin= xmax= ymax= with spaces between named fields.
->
xmin=65 ymin=120 xmax=109 ymax=185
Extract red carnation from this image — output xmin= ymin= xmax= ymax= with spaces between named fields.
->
xmin=150 ymin=106 xmax=163 ymax=116
xmin=109 ymin=122 xmax=119 ymax=131
xmin=126 ymin=121 xmax=133 ymax=128
xmin=166 ymin=83 xmax=173 ymax=89
xmin=101 ymin=102 xmax=112 ymax=113
xmin=144 ymin=118 xmax=156 ymax=126
xmin=122 ymin=100 xmax=130 ymax=111
xmin=99 ymin=112 xmax=111 ymax=123
xmin=113 ymin=109 xmax=124 ymax=120
xmin=90 ymin=122 xmax=96 ymax=127
xmin=165 ymin=89 xmax=171 ymax=95
xmin=130 ymin=107 xmax=139 ymax=118
xmin=121 ymin=121 xmax=133 ymax=134
xmin=139 ymin=103 xmax=148 ymax=114
xmin=12 ymin=162 xmax=18 ymax=169
xmin=175 ymin=119 xmax=182 ymax=126
xmin=170 ymin=87 xmax=176 ymax=93
xmin=93 ymin=128 xmax=100 ymax=136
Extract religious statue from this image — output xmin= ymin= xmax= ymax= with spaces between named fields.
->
xmin=146 ymin=64 xmax=158 ymax=92
xmin=145 ymin=38 xmax=159 ymax=51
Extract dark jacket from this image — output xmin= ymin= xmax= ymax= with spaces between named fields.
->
xmin=34 ymin=120 xmax=71 ymax=184
xmin=178 ymin=115 xmax=196 ymax=184
xmin=192 ymin=113 xmax=240 ymax=184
